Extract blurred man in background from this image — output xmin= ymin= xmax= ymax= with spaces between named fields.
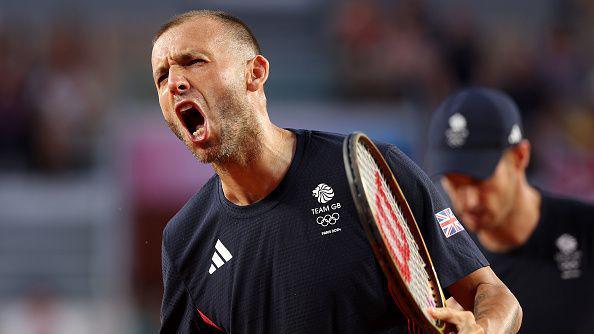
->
xmin=427 ymin=87 xmax=594 ymax=333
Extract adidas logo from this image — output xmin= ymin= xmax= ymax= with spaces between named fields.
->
xmin=208 ymin=239 xmax=233 ymax=275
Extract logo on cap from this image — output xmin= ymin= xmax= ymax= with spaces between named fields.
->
xmin=508 ymin=124 xmax=522 ymax=144
xmin=445 ymin=113 xmax=469 ymax=147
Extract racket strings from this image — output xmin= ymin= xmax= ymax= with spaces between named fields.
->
xmin=355 ymin=143 xmax=438 ymax=321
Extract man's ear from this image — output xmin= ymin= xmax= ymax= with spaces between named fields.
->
xmin=246 ymin=55 xmax=269 ymax=92
xmin=510 ymin=139 xmax=531 ymax=171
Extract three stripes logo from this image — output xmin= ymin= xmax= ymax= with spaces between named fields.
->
xmin=208 ymin=239 xmax=233 ymax=275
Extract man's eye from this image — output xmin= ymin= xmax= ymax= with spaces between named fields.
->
xmin=188 ymin=59 xmax=205 ymax=66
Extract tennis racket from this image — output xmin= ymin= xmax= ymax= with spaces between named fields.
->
xmin=343 ymin=132 xmax=447 ymax=333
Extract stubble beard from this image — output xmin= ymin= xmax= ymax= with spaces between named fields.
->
xmin=167 ymin=90 xmax=262 ymax=167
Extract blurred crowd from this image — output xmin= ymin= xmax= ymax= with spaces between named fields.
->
xmin=0 ymin=18 xmax=110 ymax=174
xmin=331 ymin=0 xmax=594 ymax=199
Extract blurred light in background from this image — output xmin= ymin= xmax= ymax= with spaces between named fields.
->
xmin=1 ymin=0 xmax=593 ymax=332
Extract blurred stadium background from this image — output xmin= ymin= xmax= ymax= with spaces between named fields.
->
xmin=1 ymin=0 xmax=593 ymax=332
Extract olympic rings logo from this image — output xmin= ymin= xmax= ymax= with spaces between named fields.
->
xmin=316 ymin=213 xmax=340 ymax=227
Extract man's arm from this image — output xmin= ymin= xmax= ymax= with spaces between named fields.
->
xmin=429 ymin=266 xmax=522 ymax=334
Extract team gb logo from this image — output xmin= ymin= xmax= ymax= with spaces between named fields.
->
xmin=445 ymin=113 xmax=469 ymax=147
xmin=312 ymin=183 xmax=334 ymax=204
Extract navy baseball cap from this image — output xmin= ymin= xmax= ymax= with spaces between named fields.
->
xmin=427 ymin=87 xmax=524 ymax=180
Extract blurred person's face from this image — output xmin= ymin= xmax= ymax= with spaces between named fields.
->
xmin=440 ymin=150 xmax=521 ymax=233
xmin=151 ymin=17 xmax=260 ymax=164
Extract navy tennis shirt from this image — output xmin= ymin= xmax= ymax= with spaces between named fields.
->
xmin=470 ymin=193 xmax=594 ymax=333
xmin=160 ymin=129 xmax=488 ymax=333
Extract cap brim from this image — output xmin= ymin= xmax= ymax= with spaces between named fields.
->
xmin=428 ymin=148 xmax=504 ymax=180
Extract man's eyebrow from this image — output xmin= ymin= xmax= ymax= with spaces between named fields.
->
xmin=177 ymin=51 xmax=201 ymax=61
xmin=153 ymin=51 xmax=204 ymax=79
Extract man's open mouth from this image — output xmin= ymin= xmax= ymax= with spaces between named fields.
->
xmin=177 ymin=103 xmax=206 ymax=140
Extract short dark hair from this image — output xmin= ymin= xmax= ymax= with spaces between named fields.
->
xmin=153 ymin=10 xmax=261 ymax=55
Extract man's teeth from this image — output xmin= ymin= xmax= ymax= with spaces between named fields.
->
xmin=192 ymin=127 xmax=205 ymax=137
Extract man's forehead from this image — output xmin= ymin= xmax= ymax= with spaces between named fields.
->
xmin=152 ymin=17 xmax=223 ymax=62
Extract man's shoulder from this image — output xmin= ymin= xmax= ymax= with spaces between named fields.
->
xmin=163 ymin=175 xmax=220 ymax=245
xmin=541 ymin=192 xmax=594 ymax=228
xmin=303 ymin=130 xmax=419 ymax=177
xmin=304 ymin=129 xmax=346 ymax=146
xmin=304 ymin=129 xmax=406 ymax=159
xmin=542 ymin=192 xmax=594 ymax=213
xmin=375 ymin=141 xmax=433 ymax=190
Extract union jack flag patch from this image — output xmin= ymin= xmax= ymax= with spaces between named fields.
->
xmin=435 ymin=208 xmax=464 ymax=238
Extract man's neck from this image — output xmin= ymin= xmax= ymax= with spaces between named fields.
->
xmin=477 ymin=183 xmax=542 ymax=253
xmin=214 ymin=125 xmax=297 ymax=206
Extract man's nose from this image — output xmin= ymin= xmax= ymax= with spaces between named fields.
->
xmin=459 ymin=185 xmax=480 ymax=209
xmin=167 ymin=67 xmax=189 ymax=95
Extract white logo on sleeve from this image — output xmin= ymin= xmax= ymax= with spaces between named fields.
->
xmin=208 ymin=239 xmax=233 ymax=275
xmin=435 ymin=208 xmax=464 ymax=238
xmin=312 ymin=183 xmax=334 ymax=204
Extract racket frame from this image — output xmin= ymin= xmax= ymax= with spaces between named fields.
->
xmin=343 ymin=132 xmax=447 ymax=333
